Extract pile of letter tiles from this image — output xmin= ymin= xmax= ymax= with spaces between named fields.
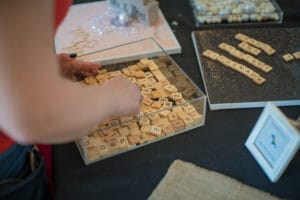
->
xmin=76 ymin=55 xmax=206 ymax=164
xmin=189 ymin=0 xmax=283 ymax=25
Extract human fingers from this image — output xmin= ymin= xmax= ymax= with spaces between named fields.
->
xmin=71 ymin=59 xmax=100 ymax=75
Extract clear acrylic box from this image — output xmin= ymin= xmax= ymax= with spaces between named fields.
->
xmin=190 ymin=0 xmax=283 ymax=26
xmin=75 ymin=38 xmax=206 ymax=165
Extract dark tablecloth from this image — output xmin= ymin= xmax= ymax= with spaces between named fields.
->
xmin=54 ymin=0 xmax=300 ymax=199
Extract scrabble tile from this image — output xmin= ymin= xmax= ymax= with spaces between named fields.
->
xmin=175 ymin=98 xmax=186 ymax=105
xmin=292 ymin=51 xmax=300 ymax=59
xmin=140 ymin=125 xmax=151 ymax=134
xmin=87 ymin=146 xmax=101 ymax=160
xmin=159 ymin=79 xmax=170 ymax=85
xmin=238 ymin=42 xmax=261 ymax=56
xmin=95 ymin=74 xmax=107 ymax=81
xmin=91 ymin=136 xmax=104 ymax=147
xmin=160 ymin=91 xmax=171 ymax=98
xmin=151 ymin=101 xmax=162 ymax=109
xmin=168 ymin=112 xmax=178 ymax=121
xmin=252 ymin=76 xmax=266 ymax=85
xmin=127 ymin=122 xmax=139 ymax=129
xmin=143 ymin=98 xmax=154 ymax=106
xmin=171 ymin=119 xmax=185 ymax=131
xmin=218 ymin=43 xmax=228 ymax=51
xmin=162 ymin=101 xmax=173 ymax=109
xmin=98 ymin=143 xmax=110 ymax=156
xmin=122 ymin=68 xmax=135 ymax=77
xmin=181 ymin=115 xmax=194 ymax=129
xmin=118 ymin=127 xmax=130 ymax=136
xmin=127 ymin=134 xmax=147 ymax=145
xmin=129 ymin=127 xmax=141 ymax=135
xmin=109 ymin=119 xmax=120 ymax=128
xmin=202 ymin=50 xmax=220 ymax=60
xmin=145 ymin=71 xmax=154 ymax=78
xmin=141 ymin=88 xmax=152 ymax=96
xmin=282 ymin=53 xmax=294 ymax=62
xmin=148 ymin=113 xmax=159 ymax=121
xmin=84 ymin=76 xmax=98 ymax=85
xmin=103 ymin=130 xmax=120 ymax=142
xmin=152 ymin=70 xmax=167 ymax=81
xmin=142 ymin=105 xmax=153 ymax=114
xmin=137 ymin=134 xmax=149 ymax=144
xmin=81 ymin=136 xmax=93 ymax=148
xmin=110 ymin=70 xmax=122 ymax=77
xmin=149 ymin=126 xmax=163 ymax=136
xmin=151 ymin=117 xmax=163 ymax=126
xmin=263 ymin=47 xmax=276 ymax=55
xmin=172 ymin=92 xmax=183 ymax=101
xmin=172 ymin=106 xmax=183 ymax=114
xmin=139 ymin=117 xmax=151 ymax=126
xmin=135 ymin=71 xmax=146 ymax=78
xmin=139 ymin=58 xmax=150 ymax=66
xmin=127 ymin=135 xmax=138 ymax=145
xmin=145 ymin=133 xmax=157 ymax=141
xmin=162 ymin=124 xmax=175 ymax=135
xmin=120 ymin=116 xmax=134 ymax=125
xmin=102 ymin=128 xmax=115 ymax=136
xmin=158 ymin=97 xmax=168 ymax=103
xmin=128 ymin=77 xmax=137 ymax=83
xmin=151 ymin=91 xmax=162 ymax=99
xmin=128 ymin=64 xmax=139 ymax=72
xmin=98 ymin=69 xmax=108 ymax=74
xmin=235 ymin=33 xmax=275 ymax=56
xmin=189 ymin=111 xmax=203 ymax=125
xmin=262 ymin=64 xmax=273 ymax=73
xmin=107 ymin=139 xmax=121 ymax=152
xmin=163 ymin=84 xmax=178 ymax=93
xmin=116 ymin=136 xmax=130 ymax=149
xmin=149 ymin=63 xmax=159 ymax=71
xmin=158 ymin=110 xmax=170 ymax=118
xmin=235 ymin=33 xmax=249 ymax=41
xmin=182 ymin=103 xmax=196 ymax=113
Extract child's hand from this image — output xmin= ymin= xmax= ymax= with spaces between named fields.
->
xmin=102 ymin=76 xmax=143 ymax=118
xmin=57 ymin=53 xmax=100 ymax=81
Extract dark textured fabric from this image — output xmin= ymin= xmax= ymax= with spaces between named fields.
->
xmin=0 ymin=145 xmax=33 ymax=179
xmin=0 ymin=146 xmax=48 ymax=200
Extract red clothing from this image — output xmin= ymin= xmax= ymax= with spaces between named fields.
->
xmin=54 ymin=0 xmax=73 ymax=32
xmin=0 ymin=0 xmax=72 ymax=153
xmin=0 ymin=131 xmax=14 ymax=153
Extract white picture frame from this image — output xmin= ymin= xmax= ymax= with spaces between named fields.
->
xmin=245 ymin=102 xmax=300 ymax=182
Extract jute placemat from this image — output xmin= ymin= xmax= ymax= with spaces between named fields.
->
xmin=148 ymin=160 xmax=279 ymax=200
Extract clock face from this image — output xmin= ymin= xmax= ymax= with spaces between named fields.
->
xmin=254 ymin=116 xmax=291 ymax=169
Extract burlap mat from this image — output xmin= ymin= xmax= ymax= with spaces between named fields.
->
xmin=148 ymin=160 xmax=279 ymax=200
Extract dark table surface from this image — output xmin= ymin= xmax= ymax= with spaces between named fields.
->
xmin=54 ymin=0 xmax=300 ymax=199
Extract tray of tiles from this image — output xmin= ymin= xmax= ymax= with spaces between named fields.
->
xmin=192 ymin=27 xmax=300 ymax=110
xmin=75 ymin=40 xmax=206 ymax=165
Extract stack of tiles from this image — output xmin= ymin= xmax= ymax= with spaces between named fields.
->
xmin=77 ymin=55 xmax=204 ymax=163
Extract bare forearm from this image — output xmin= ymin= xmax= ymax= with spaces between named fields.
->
xmin=0 ymin=1 xmax=113 ymax=144
xmin=0 ymin=0 xmax=141 ymax=144
xmin=0 ymin=77 xmax=118 ymax=144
